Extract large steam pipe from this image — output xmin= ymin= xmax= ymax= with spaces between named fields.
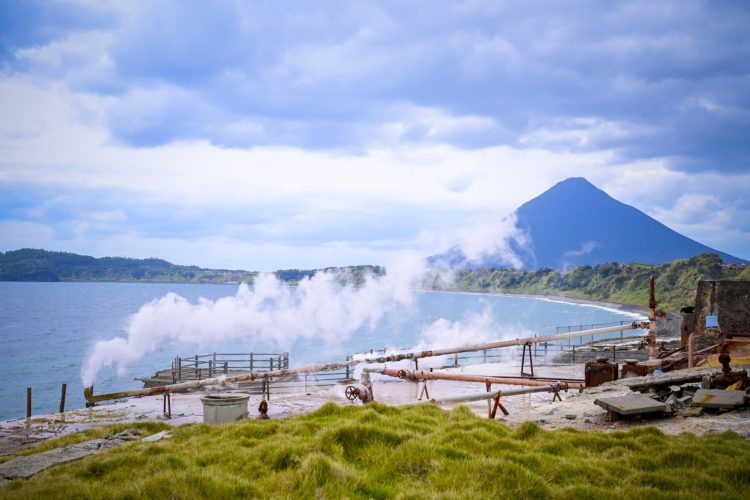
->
xmin=84 ymin=360 xmax=359 ymax=405
xmin=377 ymin=367 xmax=583 ymax=389
xmin=360 ymin=321 xmax=649 ymax=365
xmin=397 ymin=384 xmax=557 ymax=407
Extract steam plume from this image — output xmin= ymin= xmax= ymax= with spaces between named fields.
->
xmin=82 ymin=213 xmax=529 ymax=386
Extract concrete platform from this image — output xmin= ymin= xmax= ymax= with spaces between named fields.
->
xmin=692 ymin=389 xmax=747 ymax=409
xmin=593 ymin=394 xmax=669 ymax=416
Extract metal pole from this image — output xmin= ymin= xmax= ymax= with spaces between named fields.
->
xmin=648 ymin=275 xmax=658 ymax=361
xmin=26 ymin=387 xmax=32 ymax=419
xmin=85 ymin=359 xmax=361 ymax=405
xmin=59 ymin=383 xmax=67 ymax=413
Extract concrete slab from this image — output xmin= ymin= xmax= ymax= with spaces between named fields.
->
xmin=593 ymin=394 xmax=669 ymax=416
xmin=692 ymin=389 xmax=747 ymax=409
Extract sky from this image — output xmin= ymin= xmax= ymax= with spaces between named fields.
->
xmin=0 ymin=0 xmax=748 ymax=271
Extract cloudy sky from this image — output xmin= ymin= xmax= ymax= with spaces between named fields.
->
xmin=1 ymin=0 xmax=748 ymax=270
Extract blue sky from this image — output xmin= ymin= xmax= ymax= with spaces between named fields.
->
xmin=0 ymin=0 xmax=748 ymax=270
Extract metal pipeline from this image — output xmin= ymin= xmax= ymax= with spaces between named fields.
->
xmin=377 ymin=367 xmax=583 ymax=389
xmin=359 ymin=321 xmax=648 ymax=365
xmin=397 ymin=384 xmax=560 ymax=407
xmin=84 ymin=359 xmax=359 ymax=405
xmin=85 ymin=319 xmax=645 ymax=405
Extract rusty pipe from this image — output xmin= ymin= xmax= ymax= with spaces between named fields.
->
xmin=377 ymin=367 xmax=580 ymax=388
xmin=397 ymin=384 xmax=562 ymax=407
xmin=688 ymin=332 xmax=699 ymax=368
xmin=84 ymin=359 xmax=359 ymax=405
xmin=648 ymin=276 xmax=657 ymax=360
xmin=360 ymin=321 xmax=648 ymax=365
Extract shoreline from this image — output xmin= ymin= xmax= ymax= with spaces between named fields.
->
xmin=423 ymin=288 xmax=649 ymax=317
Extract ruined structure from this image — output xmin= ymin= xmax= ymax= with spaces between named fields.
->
xmin=682 ymin=280 xmax=750 ymax=368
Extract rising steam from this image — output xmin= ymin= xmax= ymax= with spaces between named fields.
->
xmin=82 ymin=214 xmax=530 ymax=386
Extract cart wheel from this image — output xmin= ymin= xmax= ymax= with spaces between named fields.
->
xmin=345 ymin=386 xmax=359 ymax=401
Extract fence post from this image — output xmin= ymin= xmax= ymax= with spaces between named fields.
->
xmin=224 ymin=361 xmax=228 ymax=374
xmin=26 ymin=387 xmax=32 ymax=419
xmin=194 ymin=355 xmax=198 ymax=368
xmin=454 ymin=353 xmax=458 ymax=366
xmin=250 ymin=353 xmax=254 ymax=371
xmin=178 ymin=357 xmax=182 ymax=382
xmin=212 ymin=352 xmax=216 ymax=376
xmin=209 ymin=360 xmax=213 ymax=377
xmin=59 ymin=383 xmax=67 ymax=413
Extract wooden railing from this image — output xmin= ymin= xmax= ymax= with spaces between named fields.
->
xmin=171 ymin=352 xmax=290 ymax=382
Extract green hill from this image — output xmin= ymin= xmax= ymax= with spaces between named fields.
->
xmin=0 ymin=249 xmax=383 ymax=286
xmin=0 ymin=249 xmax=254 ymax=284
xmin=441 ymin=253 xmax=746 ymax=312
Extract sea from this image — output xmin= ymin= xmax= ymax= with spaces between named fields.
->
xmin=0 ymin=281 xmax=643 ymax=420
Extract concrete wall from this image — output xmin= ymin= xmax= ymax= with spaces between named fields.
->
xmin=692 ymin=280 xmax=750 ymax=337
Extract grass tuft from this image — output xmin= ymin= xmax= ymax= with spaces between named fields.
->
xmin=1 ymin=406 xmax=748 ymax=499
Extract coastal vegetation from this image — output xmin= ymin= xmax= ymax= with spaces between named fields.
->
xmin=0 ymin=249 xmax=381 ymax=286
xmin=2 ymin=249 xmax=746 ymax=312
xmin=0 ymin=249 xmax=253 ymax=284
xmin=440 ymin=253 xmax=746 ymax=312
xmin=1 ymin=403 xmax=748 ymax=498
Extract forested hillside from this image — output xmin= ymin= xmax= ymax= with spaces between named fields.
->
xmin=0 ymin=249 xmax=383 ymax=285
xmin=0 ymin=249 xmax=254 ymax=284
xmin=441 ymin=253 xmax=748 ymax=311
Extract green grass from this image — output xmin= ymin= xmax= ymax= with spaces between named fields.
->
xmin=1 ymin=404 xmax=748 ymax=498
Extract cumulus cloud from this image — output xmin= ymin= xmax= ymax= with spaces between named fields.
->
xmin=1 ymin=1 xmax=748 ymax=169
xmin=1 ymin=1 xmax=749 ymax=265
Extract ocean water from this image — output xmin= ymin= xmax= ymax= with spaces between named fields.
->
xmin=0 ymin=282 xmax=642 ymax=420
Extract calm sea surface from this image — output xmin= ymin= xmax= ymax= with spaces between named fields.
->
xmin=0 ymin=282 xmax=641 ymax=420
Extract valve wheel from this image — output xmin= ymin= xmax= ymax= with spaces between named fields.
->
xmin=345 ymin=386 xmax=360 ymax=401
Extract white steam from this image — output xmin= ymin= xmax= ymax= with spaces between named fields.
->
xmin=406 ymin=309 xmax=533 ymax=369
xmin=454 ymin=211 xmax=531 ymax=269
xmin=82 ymin=212 xmax=531 ymax=387
xmin=81 ymin=253 xmax=425 ymax=386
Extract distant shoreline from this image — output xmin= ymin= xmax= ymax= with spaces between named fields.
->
xmin=423 ymin=288 xmax=650 ymax=317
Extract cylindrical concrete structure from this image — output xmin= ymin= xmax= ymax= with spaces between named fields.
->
xmin=200 ymin=393 xmax=250 ymax=424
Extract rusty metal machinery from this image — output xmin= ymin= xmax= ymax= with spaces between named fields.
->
xmin=344 ymin=370 xmax=374 ymax=403
xmin=379 ymin=367 xmax=583 ymax=390
xmin=397 ymin=382 xmax=570 ymax=419
xmin=350 ymin=367 xmax=572 ymax=416
xmin=584 ymin=356 xmax=618 ymax=387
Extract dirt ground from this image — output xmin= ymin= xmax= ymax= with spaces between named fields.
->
xmin=2 ymin=360 xmax=748 ymax=456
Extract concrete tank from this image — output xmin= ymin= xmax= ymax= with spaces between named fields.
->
xmin=200 ymin=393 xmax=250 ymax=424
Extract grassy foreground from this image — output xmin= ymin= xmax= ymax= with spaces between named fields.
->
xmin=2 ymin=403 xmax=749 ymax=499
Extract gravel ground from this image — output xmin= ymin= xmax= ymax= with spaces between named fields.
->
xmin=2 ymin=360 xmax=747 ymax=456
